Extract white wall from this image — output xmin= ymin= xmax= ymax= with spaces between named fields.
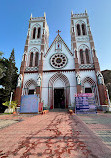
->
xmin=79 ymin=70 xmax=96 ymax=82
xmin=43 ymin=40 xmax=75 ymax=71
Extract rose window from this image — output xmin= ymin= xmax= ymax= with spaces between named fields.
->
xmin=50 ymin=53 xmax=68 ymax=69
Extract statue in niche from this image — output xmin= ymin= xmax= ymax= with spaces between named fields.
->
xmin=76 ymin=72 xmax=81 ymax=85
xmin=56 ymin=40 xmax=61 ymax=50
xmin=37 ymin=74 xmax=41 ymax=86
xmin=17 ymin=74 xmax=23 ymax=87
xmin=97 ymin=71 xmax=104 ymax=85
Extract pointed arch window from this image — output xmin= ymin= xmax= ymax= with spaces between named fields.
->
xmin=35 ymin=52 xmax=39 ymax=66
xmin=33 ymin=27 xmax=36 ymax=39
xmin=30 ymin=52 xmax=33 ymax=67
xmin=85 ymin=49 xmax=90 ymax=64
xmin=80 ymin=49 xmax=84 ymax=64
xmin=37 ymin=27 xmax=41 ymax=38
xmin=77 ymin=24 xmax=81 ymax=36
xmin=82 ymin=24 xmax=87 ymax=35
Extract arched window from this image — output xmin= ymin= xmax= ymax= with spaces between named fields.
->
xmin=85 ymin=49 xmax=90 ymax=64
xmin=82 ymin=24 xmax=86 ymax=35
xmin=35 ymin=52 xmax=39 ymax=66
xmin=77 ymin=24 xmax=81 ymax=36
xmin=30 ymin=52 xmax=33 ymax=67
xmin=37 ymin=27 xmax=41 ymax=38
xmin=80 ymin=49 xmax=84 ymax=64
xmin=33 ymin=27 xmax=36 ymax=39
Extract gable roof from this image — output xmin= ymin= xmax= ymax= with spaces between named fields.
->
xmin=44 ymin=34 xmax=73 ymax=57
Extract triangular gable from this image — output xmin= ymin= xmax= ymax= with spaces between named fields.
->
xmin=44 ymin=34 xmax=73 ymax=57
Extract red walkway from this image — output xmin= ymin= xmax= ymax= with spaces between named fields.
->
xmin=0 ymin=112 xmax=111 ymax=158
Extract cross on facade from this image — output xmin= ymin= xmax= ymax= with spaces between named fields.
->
xmin=56 ymin=30 xmax=61 ymax=35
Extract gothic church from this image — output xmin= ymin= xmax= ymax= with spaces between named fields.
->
xmin=15 ymin=11 xmax=108 ymax=110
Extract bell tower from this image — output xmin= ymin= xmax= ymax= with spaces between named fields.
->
xmin=15 ymin=13 xmax=49 ymax=104
xmin=70 ymin=10 xmax=108 ymax=105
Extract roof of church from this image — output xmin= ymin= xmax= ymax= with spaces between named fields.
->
xmin=44 ymin=34 xmax=73 ymax=57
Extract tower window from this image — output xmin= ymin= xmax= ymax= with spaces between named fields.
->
xmin=82 ymin=24 xmax=86 ymax=35
xmin=37 ymin=27 xmax=41 ymax=38
xmin=85 ymin=49 xmax=90 ymax=64
xmin=30 ymin=52 xmax=33 ymax=67
xmin=35 ymin=52 xmax=39 ymax=66
xmin=80 ymin=49 xmax=84 ymax=64
xmin=33 ymin=27 xmax=36 ymax=39
xmin=77 ymin=24 xmax=81 ymax=36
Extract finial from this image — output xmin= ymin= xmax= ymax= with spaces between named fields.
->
xmin=71 ymin=11 xmax=73 ymax=15
xmin=85 ymin=9 xmax=87 ymax=14
xmin=44 ymin=12 xmax=46 ymax=18
xmin=30 ymin=13 xmax=32 ymax=20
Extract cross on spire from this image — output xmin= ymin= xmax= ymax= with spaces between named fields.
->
xmin=56 ymin=30 xmax=61 ymax=35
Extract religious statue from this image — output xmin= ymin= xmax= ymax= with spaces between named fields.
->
xmin=17 ymin=74 xmax=23 ymax=87
xmin=37 ymin=74 xmax=41 ymax=86
xmin=76 ymin=72 xmax=81 ymax=85
xmin=96 ymin=71 xmax=104 ymax=85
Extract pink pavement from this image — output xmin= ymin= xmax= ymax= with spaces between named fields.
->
xmin=0 ymin=112 xmax=111 ymax=158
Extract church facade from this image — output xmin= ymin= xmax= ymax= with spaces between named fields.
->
xmin=15 ymin=11 xmax=108 ymax=110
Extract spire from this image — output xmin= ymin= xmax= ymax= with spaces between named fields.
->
xmin=44 ymin=12 xmax=46 ymax=19
xmin=85 ymin=9 xmax=87 ymax=14
xmin=71 ymin=10 xmax=73 ymax=16
xmin=30 ymin=13 xmax=32 ymax=20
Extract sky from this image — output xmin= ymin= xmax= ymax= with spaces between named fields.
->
xmin=0 ymin=0 xmax=111 ymax=72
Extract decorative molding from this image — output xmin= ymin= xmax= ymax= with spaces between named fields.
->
xmin=25 ymin=67 xmax=38 ymax=72
xmin=44 ymin=34 xmax=73 ymax=57
xmin=30 ymin=40 xmax=41 ymax=45
xmin=29 ymin=17 xmax=45 ymax=22
xmin=29 ymin=47 xmax=39 ymax=53
xmin=75 ymin=20 xmax=86 ymax=25
xmin=71 ymin=13 xmax=88 ymax=19
xmin=76 ymin=36 xmax=89 ymax=42
xmin=79 ymin=64 xmax=94 ymax=69
xmin=78 ymin=44 xmax=89 ymax=50
xmin=24 ymin=68 xmax=95 ymax=74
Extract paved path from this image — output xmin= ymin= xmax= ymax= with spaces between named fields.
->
xmin=78 ymin=112 xmax=111 ymax=149
xmin=0 ymin=112 xmax=111 ymax=158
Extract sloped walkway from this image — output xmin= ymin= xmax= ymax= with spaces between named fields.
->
xmin=78 ymin=112 xmax=111 ymax=149
xmin=0 ymin=112 xmax=111 ymax=158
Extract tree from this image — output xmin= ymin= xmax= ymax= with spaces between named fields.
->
xmin=6 ymin=49 xmax=18 ymax=95
xmin=0 ymin=51 xmax=3 ymax=58
xmin=0 ymin=51 xmax=5 ymax=79
xmin=0 ymin=49 xmax=18 ymax=112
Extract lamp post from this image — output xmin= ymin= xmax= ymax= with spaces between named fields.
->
xmin=9 ymin=92 xmax=13 ymax=106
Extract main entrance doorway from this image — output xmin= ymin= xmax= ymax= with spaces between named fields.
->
xmin=54 ymin=88 xmax=65 ymax=108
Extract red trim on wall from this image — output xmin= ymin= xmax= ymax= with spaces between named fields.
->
xmin=24 ymin=68 xmax=95 ymax=74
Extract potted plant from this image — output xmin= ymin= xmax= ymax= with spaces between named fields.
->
xmin=3 ymin=101 xmax=18 ymax=114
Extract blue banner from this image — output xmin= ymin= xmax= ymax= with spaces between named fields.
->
xmin=20 ymin=95 xmax=39 ymax=113
xmin=75 ymin=93 xmax=97 ymax=114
